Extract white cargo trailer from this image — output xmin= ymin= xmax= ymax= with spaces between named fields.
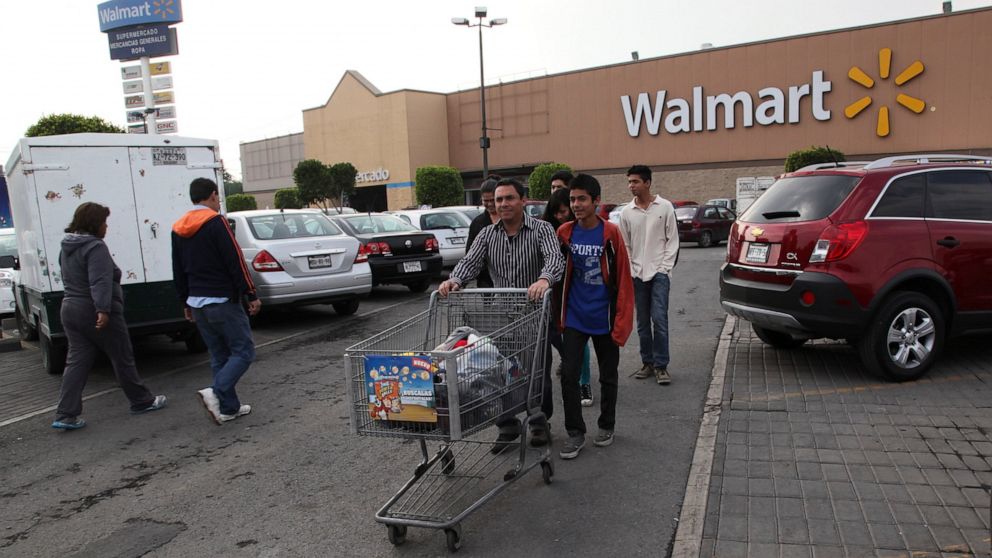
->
xmin=4 ymin=133 xmax=224 ymax=373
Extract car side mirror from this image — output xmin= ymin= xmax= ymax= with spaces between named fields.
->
xmin=0 ymin=255 xmax=17 ymax=270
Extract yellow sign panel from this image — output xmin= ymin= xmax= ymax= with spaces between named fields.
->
xmin=153 ymin=91 xmax=175 ymax=105
xmin=150 ymin=61 xmax=171 ymax=76
xmin=845 ymin=48 xmax=926 ymax=138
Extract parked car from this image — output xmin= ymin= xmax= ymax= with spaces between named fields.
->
xmin=0 ymin=228 xmax=16 ymax=316
xmin=672 ymin=200 xmax=699 ymax=208
xmin=608 ymin=203 xmax=627 ymax=224
xmin=329 ymin=213 xmax=443 ymax=292
xmin=447 ymin=205 xmax=485 ymax=221
xmin=387 ymin=209 xmax=471 ymax=267
xmin=226 ymin=209 xmax=371 ymax=315
xmin=706 ymin=198 xmax=737 ymax=211
xmin=676 ymin=204 xmax=736 ymax=247
xmin=720 ymin=154 xmax=992 ymax=381
xmin=597 ymin=203 xmax=618 ymax=220
xmin=523 ymin=200 xmax=546 ymax=218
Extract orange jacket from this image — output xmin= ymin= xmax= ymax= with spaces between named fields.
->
xmin=556 ymin=217 xmax=634 ymax=347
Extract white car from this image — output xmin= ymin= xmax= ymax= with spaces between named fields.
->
xmin=387 ymin=209 xmax=471 ymax=267
xmin=0 ymin=228 xmax=18 ymax=316
xmin=608 ymin=203 xmax=627 ymax=224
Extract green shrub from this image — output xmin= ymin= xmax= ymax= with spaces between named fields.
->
xmin=225 ymin=193 xmax=257 ymax=212
xmin=527 ymin=163 xmax=572 ymax=201
xmin=784 ymin=146 xmax=846 ymax=173
xmin=274 ymin=188 xmax=303 ymax=209
xmin=415 ymin=166 xmax=463 ymax=207
xmin=25 ymin=113 xmax=125 ymax=136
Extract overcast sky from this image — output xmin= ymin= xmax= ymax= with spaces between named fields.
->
xmin=2 ymin=0 xmax=988 ymax=179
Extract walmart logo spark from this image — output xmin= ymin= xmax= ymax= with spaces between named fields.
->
xmin=845 ymin=48 xmax=926 ymax=137
xmin=153 ymin=0 xmax=176 ymax=20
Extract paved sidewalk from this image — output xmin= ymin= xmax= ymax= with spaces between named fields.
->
xmin=693 ymin=318 xmax=992 ymax=557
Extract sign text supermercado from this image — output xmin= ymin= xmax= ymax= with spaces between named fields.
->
xmin=621 ymin=71 xmax=831 ymax=136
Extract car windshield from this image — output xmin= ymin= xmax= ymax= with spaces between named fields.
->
xmin=740 ymin=175 xmax=861 ymax=223
xmin=342 ymin=215 xmax=418 ymax=234
xmin=524 ymin=203 xmax=547 ymax=218
xmin=0 ymin=234 xmax=16 ymax=258
xmin=421 ymin=212 xmax=470 ymax=230
xmin=675 ymin=207 xmax=697 ymax=219
xmin=246 ymin=213 xmax=343 ymax=240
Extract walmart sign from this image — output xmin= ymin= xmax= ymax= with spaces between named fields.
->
xmin=98 ymin=0 xmax=183 ymax=32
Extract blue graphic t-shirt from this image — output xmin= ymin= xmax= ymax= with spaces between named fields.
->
xmin=565 ymin=221 xmax=610 ymax=335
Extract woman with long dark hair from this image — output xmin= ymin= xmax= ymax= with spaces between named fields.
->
xmin=52 ymin=202 xmax=166 ymax=430
xmin=543 ymin=189 xmax=594 ymax=407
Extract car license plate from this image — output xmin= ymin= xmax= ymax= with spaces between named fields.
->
xmin=308 ymin=255 xmax=332 ymax=269
xmin=403 ymin=261 xmax=422 ymax=273
xmin=449 ymin=236 xmax=465 ymax=245
xmin=745 ymin=243 xmax=770 ymax=264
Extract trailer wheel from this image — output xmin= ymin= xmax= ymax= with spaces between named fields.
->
xmin=15 ymin=306 xmax=38 ymax=341
xmin=41 ymin=334 xmax=67 ymax=375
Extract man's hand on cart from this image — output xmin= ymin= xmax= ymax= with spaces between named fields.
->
xmin=527 ymin=278 xmax=551 ymax=301
xmin=438 ymin=279 xmax=462 ymax=297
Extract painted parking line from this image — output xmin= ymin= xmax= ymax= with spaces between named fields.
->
xmin=0 ymin=300 xmax=413 ymax=430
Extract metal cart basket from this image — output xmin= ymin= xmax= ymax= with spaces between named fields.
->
xmin=345 ymin=289 xmax=554 ymax=552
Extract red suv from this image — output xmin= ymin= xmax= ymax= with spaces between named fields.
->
xmin=720 ymin=154 xmax=992 ymax=381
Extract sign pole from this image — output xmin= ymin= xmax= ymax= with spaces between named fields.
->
xmin=140 ymin=56 xmax=157 ymax=134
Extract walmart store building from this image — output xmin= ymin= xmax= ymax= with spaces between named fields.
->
xmin=243 ymin=7 xmax=991 ymax=210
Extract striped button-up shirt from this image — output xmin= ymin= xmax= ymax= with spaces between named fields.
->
xmin=450 ymin=214 xmax=565 ymax=288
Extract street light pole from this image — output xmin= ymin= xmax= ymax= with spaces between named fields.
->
xmin=452 ymin=7 xmax=507 ymax=180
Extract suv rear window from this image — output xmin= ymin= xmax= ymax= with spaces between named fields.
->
xmin=247 ymin=213 xmax=342 ymax=240
xmin=740 ymin=175 xmax=861 ymax=223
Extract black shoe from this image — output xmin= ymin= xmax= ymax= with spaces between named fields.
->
xmin=580 ymin=384 xmax=593 ymax=407
xmin=529 ymin=426 xmax=551 ymax=447
xmin=490 ymin=429 xmax=520 ymax=455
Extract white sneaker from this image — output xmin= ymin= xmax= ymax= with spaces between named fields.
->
xmin=197 ymin=388 xmax=222 ymax=425
xmin=219 ymin=405 xmax=252 ymax=422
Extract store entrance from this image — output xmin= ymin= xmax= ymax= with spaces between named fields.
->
xmin=349 ymin=184 xmax=387 ymax=212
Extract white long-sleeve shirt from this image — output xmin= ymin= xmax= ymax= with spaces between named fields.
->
xmin=618 ymin=195 xmax=680 ymax=281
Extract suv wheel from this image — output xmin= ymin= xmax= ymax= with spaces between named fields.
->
xmin=698 ymin=231 xmax=713 ymax=248
xmin=752 ymin=324 xmax=807 ymax=349
xmin=858 ymin=291 xmax=943 ymax=382
xmin=332 ymin=299 xmax=360 ymax=316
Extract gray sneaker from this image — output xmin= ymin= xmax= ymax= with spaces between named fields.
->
xmin=655 ymin=367 xmax=672 ymax=385
xmin=633 ymin=363 xmax=653 ymax=379
xmin=219 ymin=405 xmax=252 ymax=422
xmin=559 ymin=434 xmax=585 ymax=460
xmin=593 ymin=429 xmax=614 ymax=447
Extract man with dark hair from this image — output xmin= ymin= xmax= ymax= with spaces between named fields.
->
xmin=618 ymin=165 xmax=679 ymax=385
xmin=550 ymin=170 xmax=574 ymax=193
xmin=465 ymin=174 xmax=501 ymax=288
xmin=172 ymin=177 xmax=260 ymax=425
xmin=439 ymin=177 xmax=565 ymax=451
xmin=556 ymin=174 xmax=633 ymax=459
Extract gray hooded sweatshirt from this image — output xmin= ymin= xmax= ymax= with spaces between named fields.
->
xmin=60 ymin=233 xmax=123 ymax=314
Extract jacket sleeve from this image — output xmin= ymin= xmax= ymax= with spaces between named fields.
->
xmin=87 ymin=242 xmax=116 ymax=314
xmin=609 ymin=225 xmax=635 ymax=347
xmin=171 ymin=231 xmax=189 ymax=304
xmin=212 ymin=216 xmax=257 ymax=301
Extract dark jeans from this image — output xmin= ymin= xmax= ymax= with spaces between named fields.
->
xmin=633 ymin=273 xmax=671 ymax=368
xmin=56 ymin=298 xmax=154 ymax=420
xmin=192 ymin=301 xmax=256 ymax=415
xmin=496 ymin=321 xmax=554 ymax=433
xmin=561 ymin=327 xmax=619 ymax=436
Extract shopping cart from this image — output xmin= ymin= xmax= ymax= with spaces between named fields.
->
xmin=345 ymin=289 xmax=554 ymax=552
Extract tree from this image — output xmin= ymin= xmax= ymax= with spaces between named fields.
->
xmin=274 ymin=188 xmax=303 ymax=209
xmin=326 ymin=162 xmax=357 ymax=214
xmin=415 ymin=166 xmax=463 ymax=208
xmin=222 ymin=169 xmax=243 ymax=195
xmin=527 ymin=162 xmax=572 ymax=201
xmin=225 ymin=193 xmax=257 ymax=212
xmin=26 ymin=113 xmax=125 ymax=136
xmin=784 ymin=146 xmax=846 ymax=172
xmin=293 ymin=159 xmax=332 ymax=212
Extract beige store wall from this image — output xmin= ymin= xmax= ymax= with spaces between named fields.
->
xmin=303 ymin=71 xmax=450 ymax=210
xmin=591 ymin=163 xmax=787 ymax=206
xmin=446 ymin=9 xmax=992 ymax=174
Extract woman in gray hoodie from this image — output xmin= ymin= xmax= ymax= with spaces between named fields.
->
xmin=52 ymin=202 xmax=166 ymax=430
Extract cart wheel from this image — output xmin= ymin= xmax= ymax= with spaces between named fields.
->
xmin=387 ymin=525 xmax=407 ymax=546
xmin=441 ymin=448 xmax=455 ymax=475
xmin=445 ymin=527 xmax=461 ymax=552
xmin=541 ymin=461 xmax=554 ymax=484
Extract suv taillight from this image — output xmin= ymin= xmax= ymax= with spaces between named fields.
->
xmin=252 ymin=250 xmax=284 ymax=272
xmin=425 ymin=238 xmax=439 ymax=252
xmin=809 ymin=221 xmax=868 ymax=263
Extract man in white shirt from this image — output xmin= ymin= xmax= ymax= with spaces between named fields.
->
xmin=618 ymin=165 xmax=680 ymax=385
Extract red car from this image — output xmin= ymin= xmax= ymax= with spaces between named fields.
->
xmin=676 ymin=204 xmax=736 ymax=247
xmin=720 ymin=155 xmax=992 ymax=381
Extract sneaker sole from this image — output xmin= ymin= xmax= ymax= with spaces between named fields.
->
xmin=657 ymin=378 xmax=672 ymax=385
xmin=580 ymin=400 xmax=594 ymax=407
xmin=593 ymin=436 xmax=614 ymax=447
xmin=559 ymin=445 xmax=585 ymax=459
xmin=197 ymin=391 xmax=222 ymax=426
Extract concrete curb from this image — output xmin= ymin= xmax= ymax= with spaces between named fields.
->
xmin=671 ymin=315 xmax=736 ymax=557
